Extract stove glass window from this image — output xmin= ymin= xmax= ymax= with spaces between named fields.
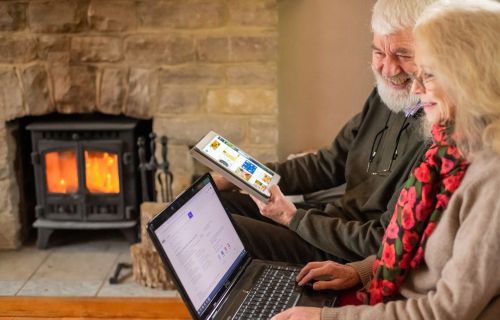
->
xmin=84 ymin=150 xmax=120 ymax=194
xmin=45 ymin=149 xmax=78 ymax=193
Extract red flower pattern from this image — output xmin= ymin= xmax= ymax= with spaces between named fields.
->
xmin=441 ymin=157 xmax=455 ymax=175
xmin=401 ymin=204 xmax=416 ymax=230
xmin=386 ymin=222 xmax=399 ymax=239
xmin=414 ymin=163 xmax=431 ymax=183
xmin=443 ymin=173 xmax=464 ymax=192
xmin=397 ymin=188 xmax=408 ymax=207
xmin=407 ymin=186 xmax=417 ymax=208
xmin=381 ymin=243 xmax=396 ymax=268
xmin=436 ymin=193 xmax=449 ymax=209
xmin=362 ymin=124 xmax=469 ymax=305
xmin=402 ymin=231 xmax=419 ymax=252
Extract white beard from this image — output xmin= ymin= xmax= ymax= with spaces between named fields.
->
xmin=374 ymin=71 xmax=419 ymax=113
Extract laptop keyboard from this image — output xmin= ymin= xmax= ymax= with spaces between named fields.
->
xmin=232 ymin=265 xmax=301 ymax=320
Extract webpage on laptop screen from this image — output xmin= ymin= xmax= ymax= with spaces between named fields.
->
xmin=154 ymin=181 xmax=246 ymax=315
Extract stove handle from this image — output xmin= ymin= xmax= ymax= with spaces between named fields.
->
xmin=123 ymin=152 xmax=132 ymax=165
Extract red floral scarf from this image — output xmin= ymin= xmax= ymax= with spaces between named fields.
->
xmin=361 ymin=124 xmax=469 ymax=304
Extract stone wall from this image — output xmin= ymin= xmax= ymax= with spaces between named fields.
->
xmin=0 ymin=0 xmax=278 ymax=249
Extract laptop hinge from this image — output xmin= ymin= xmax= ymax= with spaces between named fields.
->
xmin=208 ymin=256 xmax=252 ymax=319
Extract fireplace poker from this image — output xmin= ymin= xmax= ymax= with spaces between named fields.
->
xmin=148 ymin=133 xmax=165 ymax=202
xmin=137 ymin=136 xmax=151 ymax=202
xmin=159 ymin=136 xmax=174 ymax=203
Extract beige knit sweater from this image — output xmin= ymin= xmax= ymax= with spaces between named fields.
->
xmin=323 ymin=150 xmax=500 ymax=320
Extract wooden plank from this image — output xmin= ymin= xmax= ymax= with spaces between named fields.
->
xmin=0 ymin=297 xmax=191 ymax=319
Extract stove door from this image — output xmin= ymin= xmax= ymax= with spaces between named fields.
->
xmin=82 ymin=140 xmax=125 ymax=221
xmin=37 ymin=140 xmax=83 ymax=221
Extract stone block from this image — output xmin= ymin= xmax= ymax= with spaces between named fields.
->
xmin=228 ymin=0 xmax=277 ymax=27
xmin=231 ymin=36 xmax=277 ymax=62
xmin=0 ymin=178 xmax=21 ymax=250
xmin=0 ymin=67 xmax=25 ymax=122
xmin=97 ymin=68 xmax=126 ymax=115
xmin=159 ymin=65 xmax=224 ymax=86
xmin=52 ymin=65 xmax=97 ymax=114
xmin=153 ymin=115 xmax=246 ymax=146
xmin=207 ymin=88 xmax=277 ymax=114
xmin=164 ymin=144 xmax=194 ymax=174
xmin=37 ymin=35 xmax=70 ymax=61
xmin=125 ymin=35 xmax=195 ymax=65
xmin=196 ymin=36 xmax=229 ymax=63
xmin=157 ymin=86 xmax=204 ymax=114
xmin=0 ymin=35 xmax=37 ymax=63
xmin=71 ymin=36 xmax=122 ymax=62
xmin=197 ymin=35 xmax=277 ymax=63
xmin=0 ymin=224 xmax=21 ymax=250
xmin=170 ymin=172 xmax=193 ymax=198
xmin=249 ymin=117 xmax=278 ymax=145
xmin=124 ymin=68 xmax=157 ymax=119
xmin=89 ymin=0 xmax=137 ymax=32
xmin=0 ymin=127 xmax=16 ymax=181
xmin=0 ymin=2 xmax=27 ymax=31
xmin=20 ymin=64 xmax=55 ymax=116
xmin=137 ymin=0 xmax=227 ymax=29
xmin=28 ymin=0 xmax=86 ymax=33
xmin=226 ymin=64 xmax=276 ymax=86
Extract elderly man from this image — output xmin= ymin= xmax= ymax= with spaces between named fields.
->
xmin=215 ymin=0 xmax=436 ymax=264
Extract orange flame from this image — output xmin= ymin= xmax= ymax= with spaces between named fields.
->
xmin=84 ymin=150 xmax=120 ymax=193
xmin=45 ymin=150 xmax=78 ymax=193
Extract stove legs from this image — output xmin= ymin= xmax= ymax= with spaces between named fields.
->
xmin=36 ymin=228 xmax=55 ymax=249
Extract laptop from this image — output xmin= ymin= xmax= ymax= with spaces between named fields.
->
xmin=147 ymin=173 xmax=337 ymax=320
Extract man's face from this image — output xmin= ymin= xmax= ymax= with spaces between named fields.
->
xmin=371 ymin=29 xmax=419 ymax=112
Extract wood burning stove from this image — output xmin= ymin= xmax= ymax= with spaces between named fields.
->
xmin=27 ymin=119 xmax=143 ymax=249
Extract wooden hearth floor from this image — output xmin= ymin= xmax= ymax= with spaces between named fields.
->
xmin=0 ymin=230 xmax=189 ymax=319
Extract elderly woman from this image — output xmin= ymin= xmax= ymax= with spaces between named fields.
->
xmin=271 ymin=0 xmax=500 ymax=319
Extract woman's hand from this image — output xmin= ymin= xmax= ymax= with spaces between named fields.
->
xmin=296 ymin=260 xmax=361 ymax=291
xmin=250 ymin=185 xmax=297 ymax=226
xmin=271 ymin=307 xmax=321 ymax=320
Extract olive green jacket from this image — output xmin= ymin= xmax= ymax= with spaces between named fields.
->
xmin=270 ymin=88 xmax=429 ymax=261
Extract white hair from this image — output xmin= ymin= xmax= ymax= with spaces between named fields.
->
xmin=372 ymin=0 xmax=440 ymax=35
xmin=414 ymin=0 xmax=500 ymax=158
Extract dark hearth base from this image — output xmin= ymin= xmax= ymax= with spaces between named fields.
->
xmin=33 ymin=219 xmax=138 ymax=249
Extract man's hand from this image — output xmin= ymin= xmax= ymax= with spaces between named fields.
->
xmin=296 ymin=260 xmax=361 ymax=291
xmin=211 ymin=172 xmax=235 ymax=191
xmin=271 ymin=307 xmax=321 ymax=320
xmin=251 ymin=185 xmax=297 ymax=226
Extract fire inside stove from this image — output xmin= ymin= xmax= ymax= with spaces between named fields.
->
xmin=45 ymin=149 xmax=120 ymax=194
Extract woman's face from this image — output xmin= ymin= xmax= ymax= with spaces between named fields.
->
xmin=411 ymin=46 xmax=455 ymax=125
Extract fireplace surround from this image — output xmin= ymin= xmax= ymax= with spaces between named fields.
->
xmin=0 ymin=0 xmax=278 ymax=250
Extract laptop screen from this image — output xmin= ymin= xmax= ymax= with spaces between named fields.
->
xmin=153 ymin=177 xmax=246 ymax=316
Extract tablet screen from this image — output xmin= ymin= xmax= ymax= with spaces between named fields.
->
xmin=201 ymin=135 xmax=275 ymax=195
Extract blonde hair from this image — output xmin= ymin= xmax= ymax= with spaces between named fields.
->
xmin=414 ymin=0 xmax=500 ymax=158
xmin=372 ymin=0 xmax=439 ymax=35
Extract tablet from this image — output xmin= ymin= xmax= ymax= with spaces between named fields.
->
xmin=190 ymin=131 xmax=280 ymax=202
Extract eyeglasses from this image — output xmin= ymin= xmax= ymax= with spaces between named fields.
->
xmin=366 ymin=114 xmax=410 ymax=176
xmin=409 ymin=70 xmax=435 ymax=89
